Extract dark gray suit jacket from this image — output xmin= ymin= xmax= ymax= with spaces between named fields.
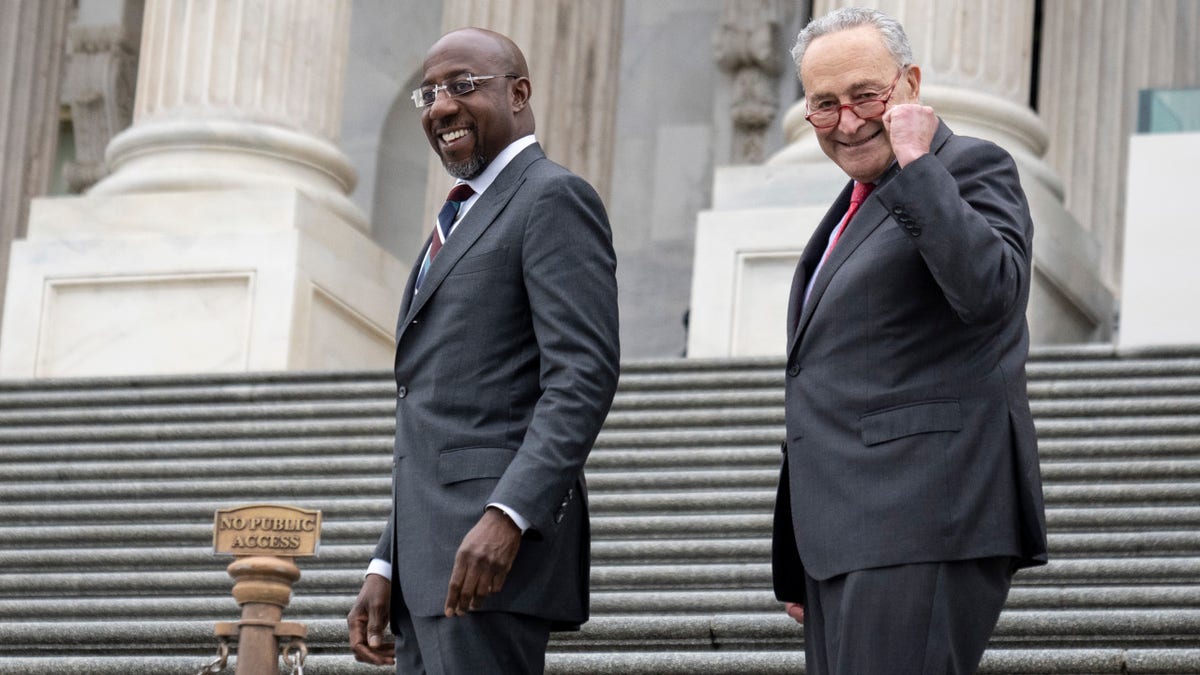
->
xmin=772 ymin=122 xmax=1048 ymax=603
xmin=373 ymin=143 xmax=619 ymax=629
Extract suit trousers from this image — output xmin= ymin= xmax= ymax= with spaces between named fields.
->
xmin=803 ymin=556 xmax=1013 ymax=675
xmin=392 ymin=597 xmax=551 ymax=675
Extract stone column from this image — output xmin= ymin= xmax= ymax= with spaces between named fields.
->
xmin=90 ymin=0 xmax=363 ymax=230
xmin=688 ymin=0 xmax=1115 ymax=356
xmin=1 ymin=0 xmax=406 ymax=378
xmin=0 ymin=0 xmax=71 ymax=352
xmin=423 ymin=0 xmax=623 ymax=224
xmin=1038 ymin=0 xmax=1200 ymax=294
xmin=779 ymin=1 xmax=1114 ymax=346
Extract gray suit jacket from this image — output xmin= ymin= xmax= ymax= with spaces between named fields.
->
xmin=772 ymin=122 xmax=1048 ymax=603
xmin=373 ymin=143 xmax=620 ymax=628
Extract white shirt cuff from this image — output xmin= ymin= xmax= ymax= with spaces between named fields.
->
xmin=366 ymin=558 xmax=392 ymax=580
xmin=487 ymin=502 xmax=531 ymax=533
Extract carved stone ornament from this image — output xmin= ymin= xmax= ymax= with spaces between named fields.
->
xmin=713 ymin=0 xmax=787 ymax=163
xmin=61 ymin=24 xmax=138 ymax=193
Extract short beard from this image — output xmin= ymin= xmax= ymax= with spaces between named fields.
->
xmin=444 ymin=151 xmax=486 ymax=180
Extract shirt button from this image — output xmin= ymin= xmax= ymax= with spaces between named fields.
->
xmin=787 ymin=363 xmax=800 ymax=377
xmin=397 ymin=386 xmax=408 ymax=399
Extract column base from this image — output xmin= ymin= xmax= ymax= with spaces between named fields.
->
xmin=0 ymin=188 xmax=407 ymax=378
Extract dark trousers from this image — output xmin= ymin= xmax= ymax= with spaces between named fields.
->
xmin=392 ymin=600 xmax=551 ymax=675
xmin=803 ymin=557 xmax=1013 ymax=675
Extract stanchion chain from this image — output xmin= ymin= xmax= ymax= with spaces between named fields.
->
xmin=281 ymin=638 xmax=308 ymax=675
xmin=195 ymin=637 xmax=229 ymax=674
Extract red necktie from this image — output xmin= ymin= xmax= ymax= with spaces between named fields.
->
xmin=823 ymin=181 xmax=875 ymax=262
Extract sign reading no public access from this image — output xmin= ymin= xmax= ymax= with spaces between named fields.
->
xmin=213 ymin=504 xmax=322 ymax=557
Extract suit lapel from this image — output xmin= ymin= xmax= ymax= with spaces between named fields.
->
xmin=394 ymin=144 xmax=545 ymax=345
xmin=786 ymin=182 xmax=852 ymax=352
xmin=788 ymin=121 xmax=955 ymax=359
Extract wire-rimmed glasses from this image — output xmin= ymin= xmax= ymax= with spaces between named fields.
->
xmin=411 ymin=73 xmax=518 ymax=109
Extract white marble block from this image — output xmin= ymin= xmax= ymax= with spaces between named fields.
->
xmin=1118 ymin=132 xmax=1200 ymax=350
xmin=687 ymin=163 xmax=844 ymax=358
xmin=0 ymin=188 xmax=407 ymax=378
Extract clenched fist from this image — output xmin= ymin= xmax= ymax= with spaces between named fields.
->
xmin=882 ymin=103 xmax=937 ymax=168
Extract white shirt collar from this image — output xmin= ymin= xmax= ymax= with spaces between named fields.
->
xmin=462 ymin=134 xmax=537 ymax=197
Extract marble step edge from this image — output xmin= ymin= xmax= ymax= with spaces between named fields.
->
xmin=1 ymin=649 xmax=1199 ymax=675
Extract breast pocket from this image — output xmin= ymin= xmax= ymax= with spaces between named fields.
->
xmin=859 ymin=399 xmax=962 ymax=446
xmin=447 ymin=246 xmax=509 ymax=277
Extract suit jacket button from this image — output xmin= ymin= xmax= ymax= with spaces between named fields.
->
xmin=892 ymin=206 xmax=906 ymax=216
xmin=787 ymin=363 xmax=800 ymax=377
xmin=397 ymin=386 xmax=408 ymax=398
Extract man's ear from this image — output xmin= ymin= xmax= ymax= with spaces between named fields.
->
xmin=511 ymin=77 xmax=532 ymax=112
xmin=905 ymin=64 xmax=921 ymax=101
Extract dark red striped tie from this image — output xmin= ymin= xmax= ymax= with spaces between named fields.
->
xmin=416 ymin=182 xmax=475 ymax=290
xmin=428 ymin=182 xmax=476 ymax=262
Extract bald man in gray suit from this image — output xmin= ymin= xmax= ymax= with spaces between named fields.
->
xmin=772 ymin=8 xmax=1048 ymax=674
xmin=347 ymin=28 xmax=619 ymax=674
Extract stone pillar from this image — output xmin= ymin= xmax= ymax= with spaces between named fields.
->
xmin=423 ymin=0 xmax=623 ymax=225
xmin=688 ymin=0 xmax=1114 ymax=357
xmin=1 ymin=0 xmax=406 ymax=378
xmin=1037 ymin=0 xmax=1200 ymax=295
xmin=0 ymin=0 xmax=71 ymax=353
xmin=775 ymin=0 xmax=1113 ymax=346
xmin=90 ymin=0 xmax=363 ymax=230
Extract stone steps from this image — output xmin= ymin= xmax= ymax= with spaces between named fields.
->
xmin=0 ymin=344 xmax=1198 ymax=672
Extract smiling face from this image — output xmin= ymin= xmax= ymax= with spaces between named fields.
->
xmin=419 ymin=29 xmax=533 ymax=179
xmin=800 ymin=25 xmax=920 ymax=183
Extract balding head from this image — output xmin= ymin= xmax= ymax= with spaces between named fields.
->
xmin=418 ymin=28 xmax=535 ymax=179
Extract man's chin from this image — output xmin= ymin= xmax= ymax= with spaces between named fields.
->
xmin=443 ymin=154 xmax=486 ymax=180
xmin=836 ymin=157 xmax=888 ymax=184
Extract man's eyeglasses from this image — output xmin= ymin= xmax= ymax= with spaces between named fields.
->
xmin=411 ymin=73 xmax=518 ymax=108
xmin=804 ymin=69 xmax=905 ymax=129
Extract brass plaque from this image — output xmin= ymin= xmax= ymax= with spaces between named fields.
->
xmin=213 ymin=504 xmax=321 ymax=557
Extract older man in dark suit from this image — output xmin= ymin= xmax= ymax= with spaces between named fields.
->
xmin=772 ymin=7 xmax=1048 ymax=674
xmin=346 ymin=28 xmax=619 ymax=674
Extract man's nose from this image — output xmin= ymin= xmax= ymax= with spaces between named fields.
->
xmin=427 ymin=89 xmax=459 ymax=118
xmin=836 ymin=106 xmax=865 ymax=135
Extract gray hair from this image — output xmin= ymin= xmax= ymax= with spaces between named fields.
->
xmin=790 ymin=7 xmax=913 ymax=85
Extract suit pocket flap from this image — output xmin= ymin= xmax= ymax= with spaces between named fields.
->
xmin=448 ymin=246 xmax=508 ymax=276
xmin=860 ymin=399 xmax=962 ymax=446
xmin=438 ymin=446 xmax=517 ymax=485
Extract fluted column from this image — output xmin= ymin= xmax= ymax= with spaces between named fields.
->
xmin=0 ymin=0 xmax=71 ymax=349
xmin=778 ymin=0 xmax=1047 ymax=170
xmin=2 ymin=0 xmax=406 ymax=378
xmin=769 ymin=0 xmax=1114 ymax=344
xmin=1038 ymin=0 xmax=1200 ymax=292
xmin=424 ymin=0 xmax=623 ymax=223
xmin=91 ymin=0 xmax=364 ymax=230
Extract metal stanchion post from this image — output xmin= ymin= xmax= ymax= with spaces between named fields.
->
xmin=209 ymin=505 xmax=322 ymax=675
